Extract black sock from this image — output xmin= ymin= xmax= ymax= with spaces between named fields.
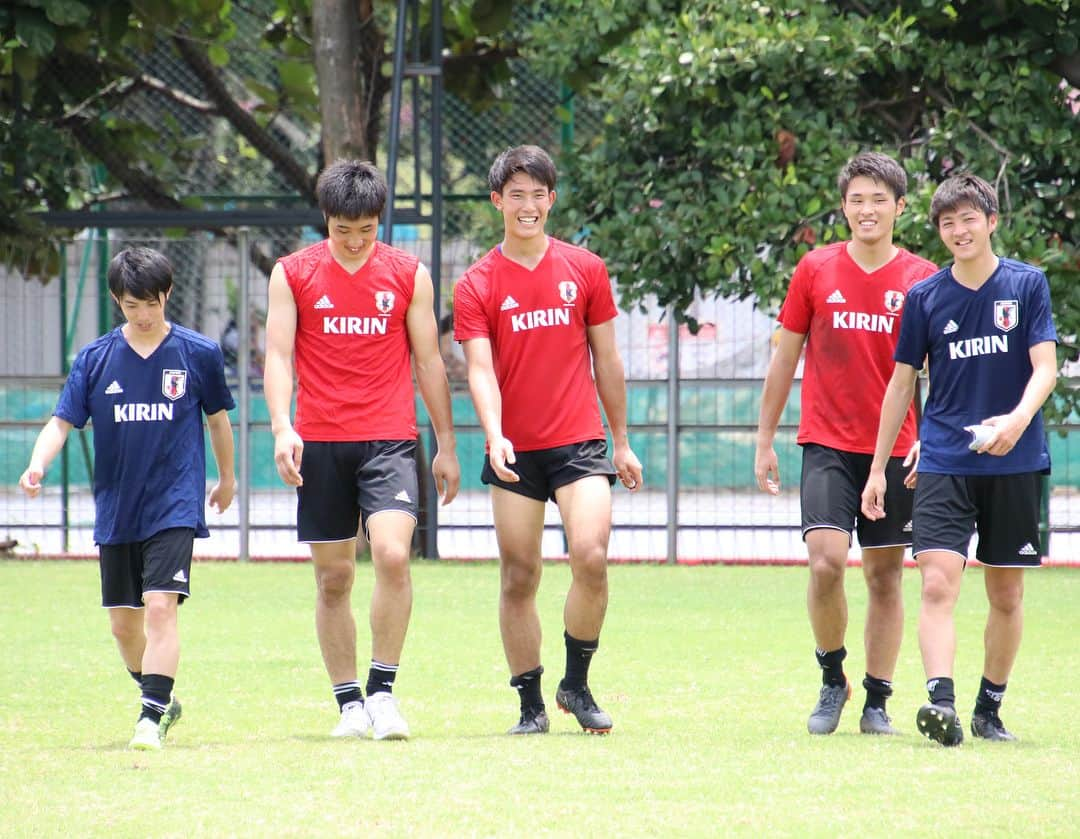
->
xmin=815 ymin=647 xmax=847 ymax=688
xmin=927 ymin=676 xmax=956 ymax=708
xmin=862 ymin=674 xmax=893 ymax=712
xmin=332 ymin=681 xmax=363 ymax=711
xmin=559 ymin=632 xmax=598 ymax=692
xmin=128 ymin=668 xmax=142 ymax=686
xmin=510 ymin=666 xmax=545 ymax=715
xmin=139 ymin=673 xmax=174 ymax=724
xmin=974 ymin=676 xmax=1007 ymax=715
xmin=366 ymin=661 xmax=398 ymax=696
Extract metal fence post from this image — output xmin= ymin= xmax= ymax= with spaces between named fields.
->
xmin=236 ymin=229 xmax=251 ymax=561
xmin=666 ymin=306 xmax=679 ymax=564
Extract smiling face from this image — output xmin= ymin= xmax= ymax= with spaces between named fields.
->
xmin=326 ymin=214 xmax=379 ymax=266
xmin=113 ymin=290 xmax=169 ymax=337
xmin=841 ymin=175 xmax=904 ymax=247
xmin=492 ymin=172 xmax=555 ymax=245
xmin=937 ymin=202 xmax=998 ymax=264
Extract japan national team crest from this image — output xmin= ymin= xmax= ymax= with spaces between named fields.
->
xmin=994 ymin=299 xmax=1019 ymax=332
xmin=558 ymin=281 xmax=578 ymax=305
xmin=375 ymin=291 xmax=395 ymax=314
xmin=162 ymin=369 xmax=187 ymax=401
xmin=883 ymin=290 xmax=905 ymax=314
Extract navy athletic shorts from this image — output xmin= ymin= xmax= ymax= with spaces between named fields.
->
xmin=482 ymin=439 xmax=616 ymax=502
xmin=99 ymin=527 xmax=195 ymax=608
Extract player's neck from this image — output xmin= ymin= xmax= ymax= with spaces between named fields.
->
xmin=328 ymin=240 xmax=376 ymax=274
xmin=845 ymin=239 xmax=898 ymax=273
xmin=499 ymin=233 xmax=549 ymax=270
xmin=951 ymin=250 xmax=1000 ymax=289
xmin=121 ymin=322 xmax=172 ymax=358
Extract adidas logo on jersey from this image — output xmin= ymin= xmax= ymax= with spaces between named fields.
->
xmin=943 ymin=319 xmax=959 ymax=334
xmin=500 ymin=295 xmax=519 ymax=311
xmin=105 ymin=380 xmax=124 ymax=395
xmin=395 ymin=490 xmax=412 ymax=503
xmin=1017 ymin=542 xmax=1038 ymax=556
xmin=314 ymin=295 xmax=334 ymax=310
xmin=826 ymin=290 xmax=846 ymax=304
xmin=172 ymin=569 xmax=188 ymax=583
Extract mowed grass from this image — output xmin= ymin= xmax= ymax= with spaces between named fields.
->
xmin=1 ymin=560 xmax=1077 ymax=838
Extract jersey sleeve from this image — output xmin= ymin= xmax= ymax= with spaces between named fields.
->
xmin=585 ymin=259 xmax=618 ymax=326
xmin=200 ymin=342 xmax=236 ymax=415
xmin=777 ymin=257 xmax=812 ymax=334
xmin=54 ymin=351 xmax=91 ymax=428
xmin=893 ymin=287 xmax=930 ymax=370
xmin=1025 ymin=271 xmax=1058 ymax=347
xmin=452 ymin=275 xmax=490 ymax=341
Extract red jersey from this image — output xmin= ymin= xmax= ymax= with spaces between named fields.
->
xmin=279 ymin=240 xmax=419 ymax=441
xmin=453 ymin=237 xmax=618 ymax=451
xmin=778 ymin=242 xmax=936 ymax=455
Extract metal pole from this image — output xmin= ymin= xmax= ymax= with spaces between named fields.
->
xmin=382 ymin=0 xmax=408 ymax=245
xmin=60 ymin=243 xmax=70 ymax=552
xmin=425 ymin=0 xmax=444 ymax=560
xmin=666 ymin=306 xmax=680 ymax=563
xmin=236 ymin=229 xmax=251 ymax=561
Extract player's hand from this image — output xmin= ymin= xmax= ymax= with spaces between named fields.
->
xmin=19 ymin=465 xmax=44 ymax=498
xmin=487 ymin=436 xmax=519 ymax=482
xmin=432 ymin=449 xmax=461 ymax=505
xmin=975 ymin=412 xmax=1026 ymax=456
xmin=613 ymin=443 xmax=643 ymax=492
xmin=273 ymin=427 xmax=305 ymax=486
xmin=902 ymin=440 xmax=920 ymax=489
xmin=861 ymin=470 xmax=887 ymax=520
xmin=209 ymin=475 xmax=236 ymax=514
xmin=754 ymin=446 xmax=781 ymax=495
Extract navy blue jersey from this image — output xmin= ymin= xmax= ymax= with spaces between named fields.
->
xmin=55 ymin=325 xmax=235 ymax=544
xmin=894 ymin=258 xmax=1056 ymax=476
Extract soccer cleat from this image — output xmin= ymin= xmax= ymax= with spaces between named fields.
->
xmin=916 ymin=702 xmax=964 ymax=746
xmin=129 ymin=717 xmax=162 ymax=751
xmin=859 ymin=706 xmax=901 ymax=735
xmin=807 ymin=681 xmax=852 ymax=735
xmin=507 ymin=708 xmax=550 ymax=735
xmin=971 ymin=710 xmax=1017 ymax=742
xmin=331 ymin=700 xmax=371 ymax=738
xmin=159 ymin=697 xmax=183 ymax=743
xmin=555 ymin=685 xmax=613 ymax=734
xmin=364 ymin=691 xmax=410 ymax=741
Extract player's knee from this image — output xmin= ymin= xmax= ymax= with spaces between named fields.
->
xmin=315 ymin=565 xmax=354 ymax=601
xmin=500 ymin=559 xmax=541 ymax=601
xmin=110 ymin=616 xmax=141 ymax=647
xmin=920 ymin=570 xmax=957 ymax=608
xmin=142 ymin=596 xmax=177 ymax=633
xmin=371 ymin=541 xmax=411 ymax=585
xmin=864 ymin=563 xmax=903 ymax=601
xmin=808 ymin=553 xmax=845 ymax=590
xmin=569 ymin=542 xmax=607 ymax=591
xmin=987 ymin=582 xmax=1024 ymax=615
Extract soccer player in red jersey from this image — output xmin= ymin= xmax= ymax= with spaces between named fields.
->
xmin=264 ymin=160 xmax=460 ymax=741
xmin=454 ymin=145 xmax=643 ymax=735
xmin=754 ymin=152 xmax=937 ymax=736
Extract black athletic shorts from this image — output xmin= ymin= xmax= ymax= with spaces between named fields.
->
xmin=912 ymin=471 xmax=1044 ymax=567
xmin=99 ymin=527 xmax=195 ymax=608
xmin=481 ymin=439 xmax=616 ymax=502
xmin=800 ymin=443 xmax=914 ymax=548
xmin=297 ymin=440 xmax=419 ymax=542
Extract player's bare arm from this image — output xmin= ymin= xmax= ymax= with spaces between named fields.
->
xmin=974 ymin=340 xmax=1058 ymax=456
xmin=406 ymin=264 xmax=460 ymax=504
xmin=861 ymin=362 xmax=919 ymax=520
xmin=18 ymin=416 xmax=73 ymax=497
xmin=588 ymin=320 xmax=643 ymax=491
xmin=264 ymin=263 xmax=304 ymax=487
xmin=754 ymin=327 xmax=806 ymax=495
xmin=461 ymin=337 xmax=518 ymax=483
xmin=206 ymin=408 xmax=236 ymax=513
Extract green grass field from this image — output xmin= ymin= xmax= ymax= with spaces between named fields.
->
xmin=1 ymin=560 xmax=1077 ymax=838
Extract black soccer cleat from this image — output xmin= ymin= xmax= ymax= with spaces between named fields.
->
xmin=555 ymin=685 xmax=613 ymax=734
xmin=507 ymin=707 xmax=549 ymax=735
xmin=916 ymin=702 xmax=964 ymax=746
xmin=971 ymin=710 xmax=1017 ymax=742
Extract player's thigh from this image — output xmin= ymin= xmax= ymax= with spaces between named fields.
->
xmin=357 ymin=440 xmax=419 ymax=542
xmin=856 ymin=456 xmax=914 ymax=550
xmin=800 ymin=444 xmax=860 ymax=537
xmin=554 ymin=474 xmax=613 ymax=556
xmin=972 ymin=472 xmax=1043 ymax=568
xmin=297 ymin=442 xmax=364 ymax=542
xmin=491 ymin=485 xmax=546 ymax=564
xmin=912 ymin=473 xmax=977 ymax=560
xmin=365 ymin=509 xmax=416 ymax=568
xmin=310 ymin=539 xmax=360 ymax=591
xmin=99 ymin=543 xmax=145 ymax=608
xmin=141 ymin=528 xmax=195 ymax=603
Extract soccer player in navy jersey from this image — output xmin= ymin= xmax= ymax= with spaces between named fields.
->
xmin=19 ymin=247 xmax=236 ymax=750
xmin=862 ymin=174 xmax=1058 ymax=746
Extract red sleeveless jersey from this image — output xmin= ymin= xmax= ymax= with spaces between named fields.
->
xmin=453 ymin=237 xmax=618 ymax=451
xmin=778 ymin=242 xmax=937 ymax=455
xmin=279 ymin=240 xmax=419 ymax=441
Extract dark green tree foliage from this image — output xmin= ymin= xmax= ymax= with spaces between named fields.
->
xmin=529 ymin=0 xmax=1078 ymax=410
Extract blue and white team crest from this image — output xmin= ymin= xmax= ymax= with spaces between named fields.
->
xmin=994 ymin=299 xmax=1019 ymax=332
xmin=375 ymin=291 xmax=395 ymax=314
xmin=162 ymin=369 xmax=187 ymax=401
xmin=558 ymin=281 xmax=578 ymax=305
xmin=884 ymin=290 xmax=904 ymax=314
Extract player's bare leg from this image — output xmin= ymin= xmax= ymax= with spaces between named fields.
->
xmin=554 ymin=475 xmax=614 ymax=733
xmin=859 ymin=546 xmax=905 ymax=734
xmin=109 ymin=607 xmax=147 ymax=673
xmin=491 ymin=487 xmax=547 ymax=733
xmin=915 ymin=550 xmax=965 ymax=745
xmin=129 ymin=592 xmax=180 ymax=750
xmin=971 ymin=566 xmax=1025 ymax=741
xmin=311 ymin=540 xmax=360 ymax=684
xmin=805 ymin=527 xmax=852 ymax=734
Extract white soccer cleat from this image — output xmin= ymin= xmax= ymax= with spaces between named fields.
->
xmin=129 ymin=717 xmax=163 ymax=751
xmin=331 ymin=700 xmax=371 ymax=738
xmin=364 ymin=692 xmax=410 ymax=741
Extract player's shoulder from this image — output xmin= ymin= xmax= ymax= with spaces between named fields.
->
xmin=906 ymin=266 xmax=951 ymax=301
xmin=895 ymin=248 xmax=938 ymax=276
xmin=372 ymin=241 xmax=420 ymax=274
xmin=997 ymin=257 xmax=1047 ymax=286
xmin=456 ymin=246 xmax=501 ymax=292
xmin=549 ymin=236 xmax=606 ymax=271
xmin=170 ymin=324 xmax=223 ymax=358
xmin=278 ymin=239 xmax=329 ymax=277
xmin=795 ymin=241 xmax=847 ymax=273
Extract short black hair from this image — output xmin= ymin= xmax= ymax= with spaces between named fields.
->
xmin=107 ymin=247 xmax=173 ymax=301
xmin=930 ymin=173 xmax=999 ymax=227
xmin=488 ymin=145 xmax=557 ymax=194
xmin=838 ymin=151 xmax=907 ymax=201
xmin=316 ymin=159 xmax=388 ymax=219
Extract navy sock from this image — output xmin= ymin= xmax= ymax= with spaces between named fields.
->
xmin=139 ymin=673 xmax=174 ymax=724
xmin=128 ymin=668 xmax=142 ymax=686
xmin=366 ymin=661 xmax=398 ymax=696
xmin=560 ymin=632 xmax=598 ymax=692
xmin=816 ymin=647 xmax=847 ymax=688
xmin=510 ymin=666 xmax=545 ymax=715
xmin=333 ymin=681 xmax=363 ymax=711
xmin=974 ymin=676 xmax=1007 ymax=714
xmin=862 ymin=674 xmax=893 ymax=712
xmin=927 ymin=676 xmax=956 ymax=708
